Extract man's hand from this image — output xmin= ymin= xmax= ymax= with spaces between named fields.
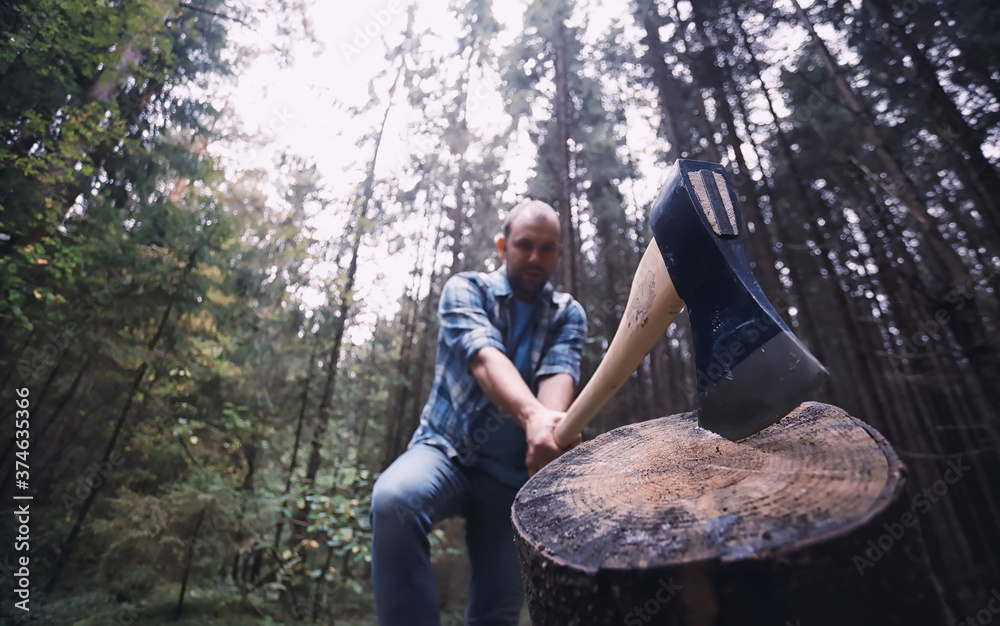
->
xmin=523 ymin=406 xmax=582 ymax=477
xmin=469 ymin=348 xmax=581 ymax=475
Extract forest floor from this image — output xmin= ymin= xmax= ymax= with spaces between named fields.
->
xmin=28 ymin=584 xmax=376 ymax=625
xmin=23 ymin=586 xmax=530 ymax=625
xmin=21 ymin=520 xmax=531 ymax=624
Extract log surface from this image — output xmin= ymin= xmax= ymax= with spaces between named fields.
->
xmin=513 ymin=402 xmax=944 ymax=625
xmin=515 ymin=402 xmax=899 ymax=570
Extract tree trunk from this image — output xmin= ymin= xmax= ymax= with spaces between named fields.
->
xmin=401 ymin=261 xmax=444 ymax=443
xmin=552 ymin=2 xmax=579 ymax=296
xmin=176 ymin=506 xmax=208 ymax=620
xmin=45 ymin=237 xmax=206 ymax=591
xmin=447 ymin=49 xmax=475 ymax=273
xmin=394 ymin=208 xmax=449 ymax=455
xmin=289 ymin=293 xmax=350 ymax=548
xmin=792 ymin=0 xmax=1000 ymax=409
xmin=686 ymin=2 xmax=785 ymax=318
xmin=35 ymin=358 xmax=91 ymax=444
xmin=634 ymin=0 xmax=683 ymax=160
xmin=0 ymin=329 xmax=36 ymax=404
xmin=0 ymin=357 xmax=88 ymax=495
xmin=864 ymin=0 xmax=1000 ymax=238
xmin=271 ymin=347 xmax=317 ymax=555
xmin=382 ymin=291 xmax=419 ymax=469
xmin=382 ymin=206 xmax=441 ymax=469
xmin=290 ymin=63 xmax=402 ymax=547
xmin=669 ymin=3 xmax=723 ymax=164
xmin=514 ymin=402 xmax=946 ymax=625
xmin=789 ymin=0 xmax=967 ymax=288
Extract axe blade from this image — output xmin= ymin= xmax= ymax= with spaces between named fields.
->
xmin=651 ymin=159 xmax=828 ymax=440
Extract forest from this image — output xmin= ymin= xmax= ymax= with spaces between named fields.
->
xmin=0 ymin=0 xmax=997 ymax=623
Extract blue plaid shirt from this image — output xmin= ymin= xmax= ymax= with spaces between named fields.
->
xmin=408 ymin=267 xmax=587 ymax=467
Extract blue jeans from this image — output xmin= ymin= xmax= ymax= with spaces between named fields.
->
xmin=370 ymin=443 xmax=524 ymax=626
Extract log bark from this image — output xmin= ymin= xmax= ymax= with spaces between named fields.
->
xmin=513 ymin=402 xmax=946 ymax=625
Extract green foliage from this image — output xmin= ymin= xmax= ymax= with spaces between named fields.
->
xmin=87 ymin=468 xmax=255 ymax=596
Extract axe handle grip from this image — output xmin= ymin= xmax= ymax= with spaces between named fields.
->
xmin=555 ymin=241 xmax=684 ymax=448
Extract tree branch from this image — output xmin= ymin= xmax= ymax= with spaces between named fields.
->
xmin=177 ymin=2 xmax=251 ymax=27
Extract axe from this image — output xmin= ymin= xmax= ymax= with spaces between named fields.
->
xmin=554 ymin=159 xmax=828 ymax=444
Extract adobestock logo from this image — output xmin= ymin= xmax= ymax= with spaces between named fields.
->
xmin=852 ymin=458 xmax=969 ymax=576
xmin=623 ymin=577 xmax=682 ymax=625
xmin=952 ymin=589 xmax=1000 ymax=626
xmin=339 ymin=1 xmax=406 ymax=62
xmin=888 ymin=260 xmax=997 ymax=372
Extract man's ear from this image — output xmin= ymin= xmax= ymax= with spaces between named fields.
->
xmin=495 ymin=234 xmax=506 ymax=261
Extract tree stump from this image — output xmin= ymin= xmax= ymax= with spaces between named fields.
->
xmin=513 ymin=402 xmax=946 ymax=626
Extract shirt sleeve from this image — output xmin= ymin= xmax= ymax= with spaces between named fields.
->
xmin=438 ymin=274 xmax=505 ymax=368
xmin=536 ymin=299 xmax=587 ymax=384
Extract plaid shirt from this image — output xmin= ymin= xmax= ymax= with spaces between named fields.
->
xmin=408 ymin=267 xmax=587 ymax=466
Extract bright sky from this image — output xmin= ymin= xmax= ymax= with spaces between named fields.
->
xmin=209 ymin=1 xmax=518 ymax=341
xmin=211 ymin=0 xmax=636 ymax=342
xmin=212 ymin=0 xmax=819 ymax=343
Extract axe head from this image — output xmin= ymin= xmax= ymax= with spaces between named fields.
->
xmin=650 ymin=160 xmax=828 ymax=440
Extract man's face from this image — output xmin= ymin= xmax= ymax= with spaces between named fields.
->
xmin=497 ymin=215 xmax=561 ymax=301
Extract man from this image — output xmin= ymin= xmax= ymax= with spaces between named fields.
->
xmin=370 ymin=200 xmax=587 ymax=625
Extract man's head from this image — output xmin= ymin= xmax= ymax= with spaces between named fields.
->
xmin=497 ymin=200 xmax=562 ymax=301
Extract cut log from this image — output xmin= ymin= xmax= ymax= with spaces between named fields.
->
xmin=513 ymin=402 xmax=946 ymax=626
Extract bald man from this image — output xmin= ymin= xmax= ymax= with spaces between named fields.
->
xmin=370 ymin=200 xmax=587 ymax=625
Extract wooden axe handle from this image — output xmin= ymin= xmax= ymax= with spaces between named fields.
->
xmin=555 ymin=241 xmax=685 ymax=448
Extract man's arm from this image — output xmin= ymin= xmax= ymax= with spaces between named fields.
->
xmin=537 ymin=373 xmax=575 ymax=411
xmin=469 ymin=348 xmax=577 ymax=476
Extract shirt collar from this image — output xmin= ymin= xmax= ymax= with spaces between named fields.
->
xmin=488 ymin=266 xmax=555 ymax=306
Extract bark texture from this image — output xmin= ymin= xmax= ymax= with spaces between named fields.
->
xmin=513 ymin=402 xmax=946 ymax=625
